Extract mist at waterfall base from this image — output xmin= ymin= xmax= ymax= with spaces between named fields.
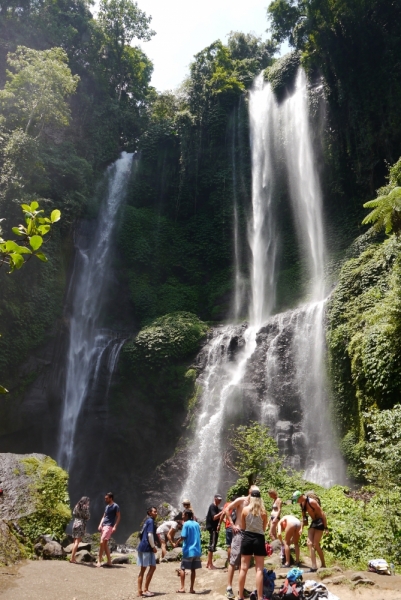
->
xmin=57 ymin=152 xmax=134 ymax=523
xmin=181 ymin=69 xmax=345 ymax=517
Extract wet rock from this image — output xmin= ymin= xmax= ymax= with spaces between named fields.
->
xmin=75 ymin=550 xmax=96 ymax=563
xmin=111 ymin=553 xmax=130 ymax=564
xmin=64 ymin=542 xmax=92 ymax=554
xmin=164 ymin=547 xmax=182 ymax=561
xmin=42 ymin=541 xmax=65 ymax=559
xmin=61 ymin=535 xmax=74 ymax=548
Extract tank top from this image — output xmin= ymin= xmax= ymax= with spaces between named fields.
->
xmin=245 ymin=511 xmax=264 ymax=535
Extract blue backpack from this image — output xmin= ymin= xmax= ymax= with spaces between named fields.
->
xmin=286 ymin=568 xmax=303 ymax=584
xmin=263 ymin=568 xmax=276 ymax=599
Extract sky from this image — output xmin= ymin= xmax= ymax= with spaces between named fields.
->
xmin=95 ymin=0 xmax=285 ymax=92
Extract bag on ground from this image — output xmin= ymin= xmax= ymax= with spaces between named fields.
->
xmin=368 ymin=558 xmax=390 ymax=574
xmin=303 ymin=580 xmax=328 ymax=599
xmin=263 ymin=568 xmax=276 ymax=599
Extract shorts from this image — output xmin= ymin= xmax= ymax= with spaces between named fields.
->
xmin=181 ymin=556 xmax=202 ymax=570
xmin=208 ymin=529 xmax=218 ymax=552
xmin=137 ymin=551 xmax=156 ymax=567
xmin=226 ymin=527 xmax=233 ymax=547
xmin=240 ymin=531 xmax=267 ymax=557
xmin=100 ymin=526 xmax=113 ymax=541
xmin=229 ymin=530 xmax=244 ymax=567
xmin=157 ymin=532 xmax=168 ymax=543
xmin=310 ymin=519 xmax=325 ymax=531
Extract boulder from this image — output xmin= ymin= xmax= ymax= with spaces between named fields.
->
xmin=42 ymin=541 xmax=65 ymax=559
xmin=75 ymin=550 xmax=96 ymax=563
xmin=354 ymin=578 xmax=375 ymax=586
xmin=331 ymin=575 xmax=347 ymax=585
xmin=0 ymin=520 xmax=24 ymax=565
xmin=64 ymin=542 xmax=91 ymax=554
xmin=34 ymin=543 xmax=44 ymax=557
xmin=350 ymin=572 xmax=366 ymax=581
xmin=111 ymin=553 xmax=130 ymax=564
xmin=164 ymin=547 xmax=182 ymax=561
xmin=61 ymin=535 xmax=74 ymax=548
xmin=270 ymin=539 xmax=282 ymax=553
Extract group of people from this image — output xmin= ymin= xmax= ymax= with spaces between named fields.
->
xmin=70 ymin=488 xmax=329 ymax=599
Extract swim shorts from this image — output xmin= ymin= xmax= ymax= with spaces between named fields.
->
xmin=310 ymin=518 xmax=325 ymax=531
xmin=240 ymin=531 xmax=267 ymax=557
xmin=100 ymin=526 xmax=113 ymax=541
xmin=229 ymin=530 xmax=244 ymax=567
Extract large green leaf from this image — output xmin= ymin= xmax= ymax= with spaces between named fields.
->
xmin=12 ymin=226 xmax=25 ymax=236
xmin=30 ymin=201 xmax=39 ymax=211
xmin=5 ymin=240 xmax=20 ymax=252
xmin=34 ymin=251 xmax=48 ymax=262
xmin=14 ymin=246 xmax=32 ymax=255
xmin=29 ymin=235 xmax=43 ymax=251
xmin=51 ymin=209 xmax=61 ymax=223
xmin=9 ymin=252 xmax=24 ymax=269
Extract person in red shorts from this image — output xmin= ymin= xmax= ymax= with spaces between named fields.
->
xmin=97 ymin=492 xmax=121 ymax=567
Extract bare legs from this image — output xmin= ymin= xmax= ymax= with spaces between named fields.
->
xmin=70 ymin=537 xmax=81 ymax=563
xmin=283 ymin=526 xmax=301 ymax=565
xmin=161 ymin=540 xmax=167 ymax=558
xmin=138 ymin=565 xmax=156 ymax=596
xmin=177 ymin=568 xmax=196 ymax=593
xmin=307 ymin=529 xmax=325 ymax=569
xmin=269 ymin=518 xmax=278 ymax=540
xmin=97 ymin=539 xmax=112 ymax=567
xmin=238 ymin=555 xmax=264 ymax=599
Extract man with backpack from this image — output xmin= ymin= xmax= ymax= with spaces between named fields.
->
xmin=292 ymin=491 xmax=328 ymax=572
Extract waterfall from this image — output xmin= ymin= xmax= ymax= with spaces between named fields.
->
xmin=57 ymin=152 xmax=133 ymax=470
xmin=231 ymin=105 xmax=246 ymax=322
xmin=180 ymin=68 xmax=345 ymax=514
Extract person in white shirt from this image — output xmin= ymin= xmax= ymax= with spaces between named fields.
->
xmin=156 ymin=515 xmax=183 ymax=557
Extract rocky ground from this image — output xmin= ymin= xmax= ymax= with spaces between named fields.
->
xmin=1 ymin=557 xmax=401 ymax=600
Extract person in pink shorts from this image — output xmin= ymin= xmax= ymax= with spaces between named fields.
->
xmin=97 ymin=492 xmax=121 ymax=567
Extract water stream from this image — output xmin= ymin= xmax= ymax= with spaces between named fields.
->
xmin=57 ymin=152 xmax=134 ymax=470
xmin=181 ymin=69 xmax=344 ymax=514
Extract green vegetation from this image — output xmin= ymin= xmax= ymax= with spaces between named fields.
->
xmin=226 ymin=423 xmax=401 ymax=569
xmin=18 ymin=456 xmax=71 ymax=550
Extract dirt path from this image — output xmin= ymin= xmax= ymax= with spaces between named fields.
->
xmin=1 ymin=560 xmax=400 ymax=600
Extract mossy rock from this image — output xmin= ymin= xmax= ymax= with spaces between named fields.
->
xmin=122 ymin=312 xmax=209 ymax=372
xmin=0 ymin=453 xmax=71 ymax=559
xmin=265 ymin=51 xmax=301 ymax=101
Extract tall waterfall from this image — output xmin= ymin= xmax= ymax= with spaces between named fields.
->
xmin=180 ymin=68 xmax=344 ymax=515
xmin=57 ymin=152 xmax=133 ymax=470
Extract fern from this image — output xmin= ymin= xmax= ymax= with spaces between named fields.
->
xmin=363 ymin=186 xmax=401 ymax=236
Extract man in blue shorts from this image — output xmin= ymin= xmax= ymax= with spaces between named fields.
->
xmin=137 ymin=506 xmax=158 ymax=597
xmin=176 ymin=509 xmax=202 ymax=593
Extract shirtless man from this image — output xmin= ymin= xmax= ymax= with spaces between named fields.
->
xmin=277 ymin=515 xmax=302 ymax=567
xmin=223 ymin=485 xmax=258 ymax=599
xmin=268 ymin=489 xmax=282 ymax=540
xmin=292 ymin=491 xmax=328 ymax=572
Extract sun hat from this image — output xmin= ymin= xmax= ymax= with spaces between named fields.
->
xmin=291 ymin=490 xmax=302 ymax=504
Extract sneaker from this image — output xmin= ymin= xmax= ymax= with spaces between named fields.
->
xmin=226 ymin=588 xmax=235 ymax=599
xmin=243 ymin=589 xmax=251 ymax=599
xmin=249 ymin=591 xmax=257 ymax=600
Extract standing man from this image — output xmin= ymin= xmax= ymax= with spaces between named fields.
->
xmin=176 ymin=510 xmax=202 ymax=593
xmin=137 ymin=506 xmax=158 ymax=597
xmin=223 ymin=486 xmax=258 ymax=599
xmin=97 ymin=492 xmax=120 ymax=567
xmin=205 ymin=493 xmax=223 ymax=569
xmin=292 ymin=491 xmax=328 ymax=572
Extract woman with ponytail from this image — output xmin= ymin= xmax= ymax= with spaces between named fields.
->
xmin=238 ymin=488 xmax=267 ymax=600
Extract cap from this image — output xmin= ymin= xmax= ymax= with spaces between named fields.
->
xmin=250 ymin=490 xmax=261 ymax=498
xmin=182 ymin=498 xmax=191 ymax=504
xmin=214 ymin=493 xmax=222 ymax=499
xmin=291 ymin=490 xmax=302 ymax=504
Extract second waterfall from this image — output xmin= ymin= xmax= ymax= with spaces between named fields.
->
xmin=181 ymin=69 xmax=345 ymax=516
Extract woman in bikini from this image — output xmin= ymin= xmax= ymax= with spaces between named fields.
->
xmin=268 ymin=489 xmax=282 ymax=540
xmin=277 ymin=515 xmax=302 ymax=567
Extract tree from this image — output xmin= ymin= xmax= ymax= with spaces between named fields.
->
xmin=0 ymin=200 xmax=61 ymax=393
xmin=227 ymin=422 xmax=282 ymax=486
xmin=97 ymin=0 xmax=155 ymax=101
xmin=363 ymin=157 xmax=401 ymax=236
xmin=361 ymin=405 xmax=401 ymax=487
xmin=0 ymin=46 xmax=79 ymax=135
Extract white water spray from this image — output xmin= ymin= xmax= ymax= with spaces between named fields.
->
xmin=57 ymin=152 xmax=133 ymax=470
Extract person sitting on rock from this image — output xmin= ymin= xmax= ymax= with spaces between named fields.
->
xmin=71 ymin=496 xmax=90 ymax=564
xmin=97 ymin=492 xmax=120 ymax=567
xmin=156 ymin=514 xmax=183 ymax=557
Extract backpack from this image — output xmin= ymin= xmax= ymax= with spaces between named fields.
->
xmin=263 ymin=568 xmax=276 ymax=599
xmin=304 ymin=491 xmax=321 ymax=506
xmin=286 ymin=568 xmax=303 ymax=584
xmin=303 ymin=581 xmax=328 ymax=599
xmin=276 ymin=580 xmax=304 ymax=599
xmin=368 ymin=559 xmax=390 ymax=574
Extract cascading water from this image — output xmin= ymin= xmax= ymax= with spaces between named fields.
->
xmin=57 ymin=152 xmax=133 ymax=470
xmin=180 ymin=68 xmax=345 ymax=514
